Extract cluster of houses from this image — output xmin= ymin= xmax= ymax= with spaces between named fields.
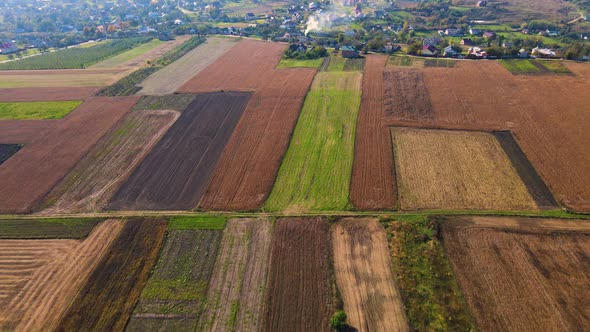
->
xmin=0 ymin=42 xmax=18 ymax=54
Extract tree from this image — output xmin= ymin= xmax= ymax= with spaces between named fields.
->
xmin=330 ymin=311 xmax=348 ymax=331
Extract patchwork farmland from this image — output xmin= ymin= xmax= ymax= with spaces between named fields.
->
xmin=0 ymin=33 xmax=589 ymax=332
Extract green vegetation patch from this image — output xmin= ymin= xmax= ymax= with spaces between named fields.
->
xmin=0 ymin=218 xmax=103 ymax=239
xmin=385 ymin=216 xmax=475 ymax=331
xmin=133 ymin=94 xmax=197 ymax=111
xmin=90 ymin=39 xmax=165 ymax=68
xmin=536 ymin=60 xmax=572 ymax=74
xmin=277 ymin=57 xmax=323 ymax=69
xmin=127 ymin=229 xmax=222 ymax=330
xmin=499 ymin=59 xmax=572 ymax=75
xmin=424 ymin=58 xmax=456 ymax=68
xmin=168 ymin=216 xmax=227 ymax=230
xmin=0 ymin=100 xmax=82 ymax=119
xmin=97 ymin=67 xmax=159 ymax=96
xmin=0 ymin=37 xmax=151 ymax=70
xmin=264 ymin=72 xmax=362 ymax=211
xmin=327 ymin=56 xmax=365 ymax=72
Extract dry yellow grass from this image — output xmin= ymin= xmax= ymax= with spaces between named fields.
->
xmin=391 ymin=127 xmax=537 ymax=210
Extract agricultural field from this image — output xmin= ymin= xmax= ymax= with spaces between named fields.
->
xmin=0 ymin=219 xmax=123 ymax=331
xmin=443 ymin=216 xmax=590 ymax=331
xmin=391 ymin=127 xmax=538 ymax=210
xmin=423 ymin=60 xmax=590 ymax=211
xmin=262 ymin=218 xmax=335 ymax=331
xmin=138 ymin=37 xmax=236 ymax=95
xmin=276 ymin=57 xmax=324 ymax=69
xmin=0 ymin=100 xmax=82 ymax=120
xmin=0 ymin=120 xmax=53 ymax=143
xmin=189 ymin=39 xmax=317 ymax=211
xmin=0 ymin=68 xmax=127 ymax=88
xmin=198 ymin=218 xmax=272 ymax=331
xmin=58 ymin=218 xmax=166 ymax=331
xmin=108 ymin=92 xmax=251 ymax=210
xmin=39 ymin=110 xmax=179 ymax=214
xmin=264 ymin=71 xmax=362 ymax=211
xmin=350 ymin=55 xmax=397 ymax=210
xmin=326 ymin=55 xmax=365 ymax=72
xmin=0 ymin=38 xmax=151 ymax=70
xmin=127 ymin=217 xmax=223 ymax=331
xmin=0 ymin=144 xmax=21 ymax=165
xmin=387 ymin=55 xmax=422 ymax=68
xmin=89 ymin=39 xmax=165 ymax=68
xmin=0 ymin=218 xmax=102 ymax=239
xmin=500 ymin=59 xmax=573 ymax=75
xmin=423 ymin=58 xmax=456 ymax=68
xmin=0 ymin=96 xmax=138 ymax=213
xmin=0 ymin=87 xmax=99 ymax=102
xmin=332 ymin=218 xmax=408 ymax=331
xmin=383 ymin=69 xmax=434 ymax=120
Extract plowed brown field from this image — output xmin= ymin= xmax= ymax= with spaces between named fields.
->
xmin=182 ymin=39 xmax=317 ymax=211
xmin=0 ymin=219 xmax=123 ymax=331
xmin=0 ymin=87 xmax=99 ymax=102
xmin=422 ymin=61 xmax=590 ymax=211
xmin=40 ymin=110 xmax=179 ymax=214
xmin=332 ymin=218 xmax=409 ymax=332
xmin=262 ymin=217 xmax=334 ymax=331
xmin=0 ymin=96 xmax=138 ymax=213
xmin=0 ymin=68 xmax=127 ymax=88
xmin=350 ymin=55 xmax=396 ymax=210
xmin=199 ymin=218 xmax=272 ymax=331
xmin=384 ymin=69 xmax=434 ymax=120
xmin=443 ymin=216 xmax=590 ymax=331
xmin=0 ymin=120 xmax=53 ymax=143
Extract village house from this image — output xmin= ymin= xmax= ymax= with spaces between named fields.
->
xmin=0 ymin=42 xmax=18 ymax=54
xmin=477 ymin=1 xmax=488 ymax=7
xmin=422 ymin=44 xmax=439 ymax=56
xmin=519 ymin=48 xmax=529 ymax=58
xmin=468 ymin=46 xmax=488 ymax=58
xmin=482 ymin=31 xmax=496 ymax=39
xmin=444 ymin=28 xmax=463 ymax=37
xmin=341 ymin=45 xmax=360 ymax=58
xmin=532 ymin=46 xmax=556 ymax=58
xmin=460 ymin=38 xmax=475 ymax=46
xmin=469 ymin=28 xmax=481 ymax=36
xmin=443 ymin=45 xmax=458 ymax=57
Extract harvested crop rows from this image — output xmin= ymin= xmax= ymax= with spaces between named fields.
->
xmin=186 ymin=39 xmax=317 ymax=211
xmin=127 ymin=224 xmax=222 ymax=331
xmin=58 ymin=218 xmax=166 ymax=332
xmin=384 ymin=69 xmax=434 ymax=120
xmin=443 ymin=216 xmax=590 ymax=331
xmin=264 ymin=71 xmax=362 ymax=211
xmin=0 ymin=119 xmax=53 ymax=143
xmin=332 ymin=218 xmax=409 ymax=332
xmin=0 ymin=219 xmax=123 ymax=331
xmin=423 ymin=61 xmax=590 ymax=211
xmin=391 ymin=127 xmax=537 ymax=210
xmin=262 ymin=217 xmax=334 ymax=331
xmin=198 ymin=218 xmax=272 ymax=331
xmin=108 ymin=92 xmax=251 ymax=210
xmin=350 ymin=55 xmax=396 ymax=210
xmin=40 ymin=110 xmax=179 ymax=214
xmin=0 ymin=68 xmax=128 ymax=88
xmin=0 ymin=218 xmax=102 ymax=239
xmin=138 ymin=37 xmax=237 ymax=95
xmin=0 ymin=96 xmax=138 ymax=213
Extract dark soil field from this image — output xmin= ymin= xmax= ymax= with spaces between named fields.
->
xmin=443 ymin=216 xmax=590 ymax=331
xmin=494 ymin=131 xmax=558 ymax=209
xmin=0 ymin=87 xmax=99 ymax=102
xmin=423 ymin=61 xmax=590 ymax=211
xmin=186 ymin=39 xmax=317 ymax=211
xmin=0 ymin=218 xmax=102 ymax=239
xmin=350 ymin=55 xmax=397 ymax=210
xmin=108 ymin=92 xmax=251 ymax=210
xmin=0 ymin=144 xmax=22 ymax=165
xmin=262 ymin=217 xmax=334 ymax=332
xmin=40 ymin=109 xmax=179 ymax=213
xmin=384 ymin=69 xmax=434 ymax=120
xmin=127 ymin=228 xmax=222 ymax=331
xmin=0 ymin=96 xmax=138 ymax=213
xmin=57 ymin=218 xmax=166 ymax=332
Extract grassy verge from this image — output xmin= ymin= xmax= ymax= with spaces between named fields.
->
xmin=277 ymin=57 xmax=324 ymax=69
xmin=90 ymin=39 xmax=164 ymax=68
xmin=0 ymin=100 xmax=82 ymax=120
xmin=0 ymin=218 xmax=103 ymax=239
xmin=385 ymin=216 xmax=475 ymax=331
xmin=0 ymin=37 xmax=151 ymax=70
xmin=168 ymin=216 xmax=227 ymax=230
xmin=499 ymin=59 xmax=571 ymax=75
xmin=264 ymin=72 xmax=362 ymax=211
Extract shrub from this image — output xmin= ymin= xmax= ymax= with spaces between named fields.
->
xmin=330 ymin=310 xmax=348 ymax=331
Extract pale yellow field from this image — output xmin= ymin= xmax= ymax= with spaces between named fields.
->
xmin=391 ymin=127 xmax=537 ymax=210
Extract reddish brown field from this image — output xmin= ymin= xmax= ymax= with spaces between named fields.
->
xmin=417 ymin=61 xmax=590 ymax=211
xmin=0 ymin=96 xmax=138 ymax=213
xmin=181 ymin=39 xmax=317 ymax=210
xmin=350 ymin=55 xmax=397 ymax=210
xmin=0 ymin=219 xmax=123 ymax=331
xmin=443 ymin=216 xmax=590 ymax=331
xmin=262 ymin=217 xmax=334 ymax=331
xmin=0 ymin=87 xmax=99 ymax=102
xmin=0 ymin=120 xmax=54 ymax=143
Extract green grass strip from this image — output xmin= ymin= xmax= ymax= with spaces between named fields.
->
xmin=0 ymin=100 xmax=82 ymax=120
xmin=264 ymin=72 xmax=362 ymax=211
xmin=90 ymin=39 xmax=165 ymax=68
xmin=168 ymin=216 xmax=227 ymax=230
xmin=277 ymin=57 xmax=323 ymax=69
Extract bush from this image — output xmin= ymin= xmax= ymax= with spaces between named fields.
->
xmin=330 ymin=310 xmax=347 ymax=331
